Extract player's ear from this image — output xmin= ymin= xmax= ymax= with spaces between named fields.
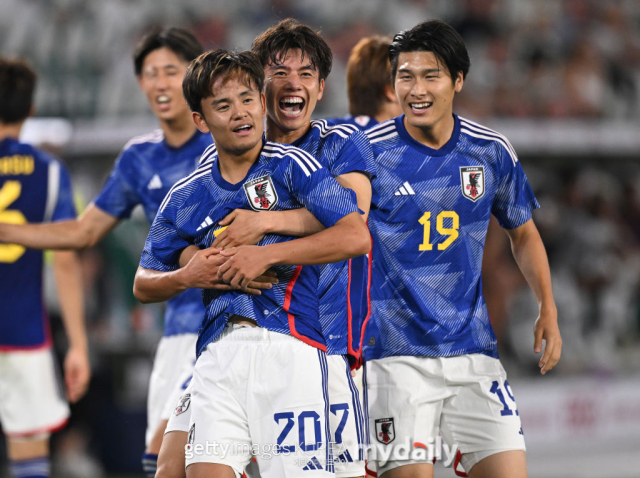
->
xmin=384 ymin=85 xmax=398 ymax=104
xmin=260 ymin=92 xmax=266 ymax=117
xmin=192 ymin=111 xmax=210 ymax=134
xmin=454 ymin=72 xmax=464 ymax=93
xmin=317 ymin=79 xmax=325 ymax=102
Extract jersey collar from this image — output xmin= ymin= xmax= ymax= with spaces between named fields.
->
xmin=209 ymin=137 xmax=266 ymax=191
xmin=395 ymin=113 xmax=460 ymax=157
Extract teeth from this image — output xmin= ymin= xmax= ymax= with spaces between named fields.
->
xmin=281 ymin=97 xmax=303 ymax=104
xmin=411 ymin=102 xmax=431 ymax=109
xmin=236 ymin=125 xmax=251 ymax=131
xmin=158 ymin=95 xmax=170 ymax=104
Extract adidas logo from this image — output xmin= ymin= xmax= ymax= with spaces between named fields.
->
xmin=302 ymin=456 xmax=323 ymax=471
xmin=196 ymin=216 xmax=213 ymax=232
xmin=394 ymin=181 xmax=415 ymax=196
xmin=336 ymin=449 xmax=354 ymax=463
xmin=147 ymin=174 xmax=163 ymax=189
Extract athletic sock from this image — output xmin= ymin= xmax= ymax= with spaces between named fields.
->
xmin=10 ymin=457 xmax=50 ymax=478
xmin=142 ymin=452 xmax=158 ymax=478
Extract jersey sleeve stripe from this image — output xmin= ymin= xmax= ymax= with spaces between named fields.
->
xmin=159 ymin=167 xmax=211 ymax=212
xmin=460 ymin=128 xmax=518 ymax=166
xmin=366 ymin=124 xmax=396 ymax=140
xmin=318 ymin=119 xmax=359 ymax=135
xmin=459 ymin=118 xmax=518 ymax=162
xmin=262 ymin=150 xmax=312 ymax=177
xmin=366 ymin=120 xmax=395 ymax=137
xmin=198 ymin=144 xmax=217 ymax=164
xmin=264 ymin=143 xmax=322 ymax=171
xmin=43 ymin=161 xmax=60 ymax=222
xmin=311 ymin=122 xmax=349 ymax=140
xmin=370 ymin=131 xmax=398 ymax=144
xmin=123 ymin=130 xmax=163 ymax=150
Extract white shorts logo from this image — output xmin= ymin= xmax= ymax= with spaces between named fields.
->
xmin=375 ymin=418 xmax=395 ymax=444
xmin=188 ymin=424 xmax=195 ymax=445
xmin=244 ymin=175 xmax=278 ymax=211
xmin=460 ymin=166 xmax=485 ymax=202
xmin=174 ymin=393 xmax=191 ymax=416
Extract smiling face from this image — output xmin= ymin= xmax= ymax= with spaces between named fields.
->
xmin=394 ymin=51 xmax=463 ymax=135
xmin=263 ymin=48 xmax=324 ymax=140
xmin=192 ymin=75 xmax=266 ymax=157
xmin=137 ymin=47 xmax=191 ymax=122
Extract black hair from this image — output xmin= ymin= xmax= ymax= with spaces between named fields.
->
xmin=252 ymin=18 xmax=332 ymax=81
xmin=390 ymin=20 xmax=470 ymax=83
xmin=0 ymin=57 xmax=36 ymax=123
xmin=133 ymin=27 xmax=203 ymax=75
xmin=182 ymin=49 xmax=265 ymax=115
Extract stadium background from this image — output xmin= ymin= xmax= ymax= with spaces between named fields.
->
xmin=1 ymin=0 xmax=639 ymax=476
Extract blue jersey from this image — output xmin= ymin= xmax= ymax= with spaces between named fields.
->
xmin=291 ymin=120 xmax=374 ymax=362
xmin=363 ymin=115 xmax=539 ymax=361
xmin=141 ymin=141 xmax=360 ymax=358
xmin=94 ymin=130 xmax=213 ymax=336
xmin=327 ymin=115 xmax=379 ymax=131
xmin=0 ymin=138 xmax=76 ymax=350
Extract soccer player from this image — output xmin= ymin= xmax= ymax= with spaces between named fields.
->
xmin=362 ymin=20 xmax=562 ymax=478
xmin=0 ymin=57 xmax=90 ymax=478
xmin=0 ymin=28 xmax=276 ymax=477
xmin=143 ymin=19 xmax=374 ymax=478
xmin=328 ymin=36 xmax=403 ymax=131
xmin=135 ymin=49 xmax=370 ymax=478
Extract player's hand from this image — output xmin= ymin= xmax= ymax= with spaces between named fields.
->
xmin=212 ymin=209 xmax=270 ymax=250
xmin=217 ymin=246 xmax=273 ymax=290
xmin=64 ymin=346 xmax=90 ymax=403
xmin=533 ymin=306 xmax=562 ymax=375
xmin=183 ymin=247 xmax=277 ymax=295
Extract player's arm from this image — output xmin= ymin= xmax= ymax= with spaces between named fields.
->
xmin=0 ymin=204 xmax=119 ymax=250
xmin=504 ymin=218 xmax=561 ymax=375
xmin=133 ymin=247 xmax=277 ymax=303
xmin=52 ymin=250 xmax=91 ymax=403
xmin=335 ymin=171 xmax=371 ymax=221
xmin=218 ymin=211 xmax=370 ymax=289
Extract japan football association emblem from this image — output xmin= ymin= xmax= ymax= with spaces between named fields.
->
xmin=244 ymin=175 xmax=278 ymax=211
xmin=375 ymin=418 xmax=396 ymax=444
xmin=460 ymin=166 xmax=485 ymax=202
xmin=174 ymin=393 xmax=191 ymax=416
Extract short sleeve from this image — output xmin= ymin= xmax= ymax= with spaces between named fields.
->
xmin=139 ymin=201 xmax=192 ymax=272
xmin=93 ymin=150 xmax=141 ymax=219
xmin=491 ymin=144 xmax=540 ymax=229
xmin=51 ymin=162 xmax=77 ymax=221
xmin=286 ymin=153 xmax=359 ymax=228
xmin=328 ymin=130 xmax=376 ymax=180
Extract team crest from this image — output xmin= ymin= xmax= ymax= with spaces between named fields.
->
xmin=460 ymin=166 xmax=485 ymax=202
xmin=375 ymin=418 xmax=396 ymax=444
xmin=187 ymin=424 xmax=195 ymax=445
xmin=244 ymin=175 xmax=278 ymax=211
xmin=174 ymin=393 xmax=191 ymax=416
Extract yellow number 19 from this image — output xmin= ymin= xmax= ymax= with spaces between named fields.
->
xmin=418 ymin=211 xmax=459 ymax=251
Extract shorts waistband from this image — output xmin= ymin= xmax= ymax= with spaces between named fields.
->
xmin=214 ymin=323 xmax=299 ymax=343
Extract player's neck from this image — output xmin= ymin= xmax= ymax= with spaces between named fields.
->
xmin=158 ymin=113 xmax=198 ymax=149
xmin=404 ymin=112 xmax=455 ymax=150
xmin=0 ymin=121 xmax=23 ymax=142
xmin=216 ymin=139 xmax=263 ymax=185
xmin=266 ymin=118 xmax=310 ymax=145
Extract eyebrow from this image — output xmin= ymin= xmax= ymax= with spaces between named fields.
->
xmin=271 ymin=64 xmax=316 ymax=72
xmin=397 ymin=67 xmax=441 ymax=75
xmin=210 ymin=89 xmax=254 ymax=106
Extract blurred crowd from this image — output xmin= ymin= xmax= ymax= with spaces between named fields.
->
xmin=1 ymin=0 xmax=639 ymax=119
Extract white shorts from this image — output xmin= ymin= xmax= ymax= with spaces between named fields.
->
xmin=185 ymin=325 xmax=334 ymax=478
xmin=364 ymin=354 xmax=526 ymax=475
xmin=146 ymin=333 xmax=197 ymax=446
xmin=0 ymin=348 xmax=69 ymax=437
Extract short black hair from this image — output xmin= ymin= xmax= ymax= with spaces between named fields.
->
xmin=252 ymin=18 xmax=332 ymax=81
xmin=133 ymin=27 xmax=203 ymax=75
xmin=390 ymin=20 xmax=470 ymax=83
xmin=0 ymin=57 xmax=36 ymax=124
xmin=182 ymin=49 xmax=265 ymax=115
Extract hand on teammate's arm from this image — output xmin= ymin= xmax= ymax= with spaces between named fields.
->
xmin=218 ymin=211 xmax=370 ymax=290
xmin=505 ymin=218 xmax=562 ymax=375
xmin=52 ymin=250 xmax=91 ymax=403
xmin=212 ymin=208 xmax=324 ymax=250
xmin=134 ymin=247 xmax=279 ymax=303
xmin=0 ymin=204 xmax=118 ymax=250
xmin=335 ymin=171 xmax=372 ymax=221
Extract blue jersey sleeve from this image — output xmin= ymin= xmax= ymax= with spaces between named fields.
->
xmin=93 ymin=149 xmax=140 ymax=219
xmin=330 ymin=130 xmax=376 ymax=179
xmin=51 ymin=162 xmax=77 ymax=221
xmin=140 ymin=201 xmax=192 ymax=272
xmin=287 ymin=152 xmax=360 ymax=228
xmin=491 ymin=144 xmax=540 ymax=229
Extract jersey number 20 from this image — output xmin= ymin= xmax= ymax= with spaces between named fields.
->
xmin=418 ymin=211 xmax=459 ymax=251
xmin=0 ymin=181 xmax=27 ymax=263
